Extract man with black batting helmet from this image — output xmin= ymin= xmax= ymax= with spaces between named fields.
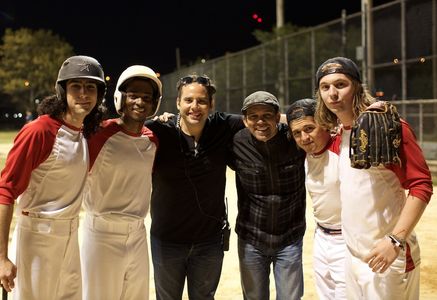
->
xmin=0 ymin=55 xmax=106 ymax=299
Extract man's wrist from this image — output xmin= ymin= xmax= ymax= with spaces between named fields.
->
xmin=387 ymin=234 xmax=406 ymax=251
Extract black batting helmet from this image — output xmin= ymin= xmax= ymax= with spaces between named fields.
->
xmin=55 ymin=55 xmax=106 ymax=102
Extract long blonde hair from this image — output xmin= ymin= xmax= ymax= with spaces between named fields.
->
xmin=314 ymin=79 xmax=375 ymax=130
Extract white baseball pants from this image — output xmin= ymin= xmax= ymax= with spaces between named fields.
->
xmin=313 ymin=226 xmax=347 ymax=300
xmin=10 ymin=215 xmax=81 ymax=300
xmin=80 ymin=214 xmax=149 ymax=300
xmin=345 ymin=247 xmax=420 ymax=300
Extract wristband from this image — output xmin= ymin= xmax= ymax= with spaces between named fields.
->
xmin=387 ymin=234 xmax=405 ymax=251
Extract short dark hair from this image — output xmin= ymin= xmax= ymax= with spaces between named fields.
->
xmin=176 ymin=74 xmax=216 ymax=102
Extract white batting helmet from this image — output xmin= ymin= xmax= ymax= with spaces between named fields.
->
xmin=114 ymin=65 xmax=162 ymax=117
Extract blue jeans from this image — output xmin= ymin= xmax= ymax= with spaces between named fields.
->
xmin=151 ymin=235 xmax=224 ymax=300
xmin=238 ymin=237 xmax=304 ymax=300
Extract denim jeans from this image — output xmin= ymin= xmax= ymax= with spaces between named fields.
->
xmin=238 ymin=237 xmax=304 ymax=300
xmin=151 ymin=235 xmax=224 ymax=300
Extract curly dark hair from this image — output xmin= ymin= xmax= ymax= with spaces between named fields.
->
xmin=37 ymin=94 xmax=107 ymax=138
xmin=82 ymin=101 xmax=107 ymax=138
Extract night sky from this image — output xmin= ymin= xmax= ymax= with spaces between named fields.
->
xmin=1 ymin=0 xmax=390 ymax=79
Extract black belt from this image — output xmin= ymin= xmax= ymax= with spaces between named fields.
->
xmin=317 ymin=223 xmax=342 ymax=235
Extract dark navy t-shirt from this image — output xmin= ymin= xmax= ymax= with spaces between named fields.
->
xmin=146 ymin=112 xmax=244 ymax=243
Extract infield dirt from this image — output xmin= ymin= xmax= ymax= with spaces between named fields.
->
xmin=1 ymin=144 xmax=435 ymax=299
xmin=147 ymin=168 xmax=437 ymax=299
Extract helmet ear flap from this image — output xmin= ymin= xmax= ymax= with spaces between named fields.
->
xmin=148 ymin=96 xmax=162 ymax=120
xmin=113 ymin=90 xmax=126 ymax=115
xmin=55 ymin=82 xmax=66 ymax=101
xmin=96 ymin=83 xmax=106 ymax=105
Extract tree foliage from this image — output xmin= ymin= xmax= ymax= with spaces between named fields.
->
xmin=250 ymin=22 xmax=362 ymax=103
xmin=252 ymin=23 xmax=304 ymax=44
xmin=0 ymin=28 xmax=74 ymax=110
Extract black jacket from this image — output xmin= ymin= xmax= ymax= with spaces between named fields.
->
xmin=231 ymin=123 xmax=306 ymax=250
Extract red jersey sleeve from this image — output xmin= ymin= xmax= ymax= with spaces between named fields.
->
xmin=0 ymin=116 xmax=59 ymax=204
xmin=387 ymin=120 xmax=433 ymax=203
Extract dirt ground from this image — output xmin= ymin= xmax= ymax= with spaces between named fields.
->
xmin=144 ymin=168 xmax=437 ymax=299
xmin=1 ymin=144 xmax=436 ymax=299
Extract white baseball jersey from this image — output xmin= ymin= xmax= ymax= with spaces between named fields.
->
xmin=339 ymin=128 xmax=420 ymax=264
xmin=0 ymin=115 xmax=87 ymax=299
xmin=81 ymin=119 xmax=157 ymax=300
xmin=306 ymin=136 xmax=346 ymax=299
xmin=338 ymin=121 xmax=433 ymax=299
xmin=306 ymin=137 xmax=341 ymax=229
xmin=84 ymin=119 xmax=157 ymax=217
xmin=0 ymin=115 xmax=88 ymax=217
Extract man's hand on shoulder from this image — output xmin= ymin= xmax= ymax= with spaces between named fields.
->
xmin=153 ymin=112 xmax=175 ymax=123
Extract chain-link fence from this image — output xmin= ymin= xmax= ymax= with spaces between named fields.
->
xmin=392 ymin=99 xmax=437 ymax=160
xmin=159 ymin=0 xmax=437 ymax=159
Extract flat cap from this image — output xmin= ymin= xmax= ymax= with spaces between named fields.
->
xmin=241 ymin=91 xmax=280 ymax=113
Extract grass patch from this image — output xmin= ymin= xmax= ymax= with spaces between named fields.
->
xmin=0 ymin=130 xmax=18 ymax=144
xmin=0 ymin=130 xmax=18 ymax=169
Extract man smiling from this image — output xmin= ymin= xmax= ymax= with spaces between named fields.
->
xmin=230 ymin=91 xmax=306 ymax=300
xmin=0 ymin=55 xmax=106 ymax=299
xmin=145 ymin=74 xmax=244 ymax=300
xmin=81 ymin=65 xmax=161 ymax=300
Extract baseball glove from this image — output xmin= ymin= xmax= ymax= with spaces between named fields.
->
xmin=349 ymin=101 xmax=402 ymax=169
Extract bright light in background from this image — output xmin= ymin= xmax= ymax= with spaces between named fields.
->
xmin=105 ymin=76 xmax=111 ymax=82
xmin=419 ymin=57 xmax=426 ymax=63
xmin=24 ymin=80 xmax=30 ymax=87
xmin=393 ymin=58 xmax=399 ymax=64
xmin=201 ymin=59 xmax=206 ymax=64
